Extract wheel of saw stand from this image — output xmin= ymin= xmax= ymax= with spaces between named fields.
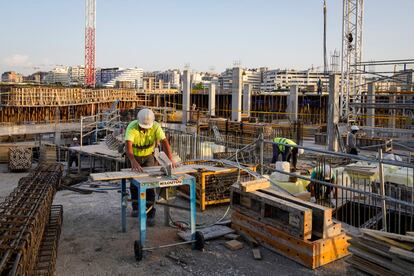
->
xmin=134 ymin=240 xmax=143 ymax=261
xmin=194 ymin=231 xmax=205 ymax=250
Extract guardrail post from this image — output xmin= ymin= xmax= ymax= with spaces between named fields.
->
xmin=378 ymin=148 xmax=388 ymax=232
xmin=259 ymin=133 xmax=264 ymax=175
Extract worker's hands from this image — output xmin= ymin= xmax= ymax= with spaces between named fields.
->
xmin=131 ymin=160 xmax=144 ymax=173
xmin=171 ymin=161 xmax=180 ymax=169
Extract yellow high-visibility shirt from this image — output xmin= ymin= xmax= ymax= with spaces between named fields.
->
xmin=273 ymin=137 xmax=296 ymax=152
xmin=124 ymin=120 xmax=166 ymax=157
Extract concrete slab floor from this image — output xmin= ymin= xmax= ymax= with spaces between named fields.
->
xmin=0 ymin=164 xmax=360 ymax=276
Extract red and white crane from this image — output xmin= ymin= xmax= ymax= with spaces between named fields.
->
xmin=85 ymin=0 xmax=96 ymax=87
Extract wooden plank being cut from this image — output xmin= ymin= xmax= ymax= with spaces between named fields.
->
xmin=231 ymin=185 xmax=312 ymax=240
xmin=240 ymin=179 xmax=270 ymax=192
xmin=259 ymin=186 xmax=337 ymax=239
xmin=91 ymin=165 xmax=197 ymax=181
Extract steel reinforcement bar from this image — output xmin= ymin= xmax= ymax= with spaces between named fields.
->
xmin=0 ymin=163 xmax=63 ymax=275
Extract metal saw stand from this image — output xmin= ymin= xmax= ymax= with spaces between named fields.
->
xmin=124 ymin=174 xmax=198 ymax=261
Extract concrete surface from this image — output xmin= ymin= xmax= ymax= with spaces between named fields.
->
xmin=0 ymin=164 xmax=359 ymax=276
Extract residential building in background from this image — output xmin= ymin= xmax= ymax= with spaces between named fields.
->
xmin=24 ymin=71 xmax=48 ymax=84
xmin=44 ymin=66 xmax=70 ymax=85
xmin=98 ymin=67 xmax=144 ymax=88
xmin=1 ymin=71 xmax=23 ymax=83
xmin=156 ymin=69 xmax=180 ymax=89
xmin=261 ymin=69 xmax=329 ymax=92
xmin=143 ymin=72 xmax=165 ymax=90
xmin=218 ymin=68 xmax=264 ymax=93
xmin=68 ymin=66 xmax=85 ymax=85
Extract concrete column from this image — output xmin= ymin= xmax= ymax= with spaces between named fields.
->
xmin=389 ymin=94 xmax=396 ymax=130
xmin=287 ymin=85 xmax=298 ymax=122
xmin=54 ymin=131 xmax=61 ymax=145
xmin=367 ymin=83 xmax=375 ymax=137
xmin=231 ymin=67 xmax=242 ymax=122
xmin=208 ymin=82 xmax=216 ymax=116
xmin=327 ymin=74 xmax=340 ymax=152
xmin=182 ymin=70 xmax=191 ymax=125
xmin=242 ymin=84 xmax=251 ymax=117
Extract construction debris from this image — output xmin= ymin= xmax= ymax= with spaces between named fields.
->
xmin=347 ymin=229 xmax=414 ymax=276
xmin=225 ymin=240 xmax=244 ymax=251
xmin=252 ymin=248 xmax=262 ymax=260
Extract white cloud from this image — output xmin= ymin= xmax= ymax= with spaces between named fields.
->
xmin=4 ymin=54 xmax=32 ymax=68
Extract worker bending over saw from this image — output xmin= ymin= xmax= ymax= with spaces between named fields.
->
xmin=272 ymin=137 xmax=304 ymax=170
xmin=125 ymin=108 xmax=177 ymax=225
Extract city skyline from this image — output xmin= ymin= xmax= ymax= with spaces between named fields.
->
xmin=1 ymin=0 xmax=413 ymax=75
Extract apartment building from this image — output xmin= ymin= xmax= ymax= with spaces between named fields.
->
xmin=99 ymin=67 xmax=143 ymax=88
xmin=1 ymin=71 xmax=23 ymax=83
xmin=261 ymin=69 xmax=329 ymax=92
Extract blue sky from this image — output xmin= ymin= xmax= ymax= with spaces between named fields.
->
xmin=1 ymin=0 xmax=413 ymax=74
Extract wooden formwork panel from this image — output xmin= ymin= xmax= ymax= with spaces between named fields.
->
xmin=231 ymin=185 xmax=313 ymax=240
xmin=231 ymin=211 xmax=349 ymax=269
xmin=259 ymin=188 xmax=340 ymax=239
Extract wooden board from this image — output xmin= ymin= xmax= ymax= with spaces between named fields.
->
xmin=347 ymin=256 xmax=397 ymax=276
xmin=240 ymin=179 xmax=270 ymax=192
xmin=361 ymin=228 xmax=414 ymax=244
xmin=177 ymin=225 xmax=234 ymax=242
xmin=231 ymin=211 xmax=349 ymax=269
xmin=259 ymin=186 xmax=336 ymax=239
xmin=362 ymin=231 xmax=414 ymax=251
xmin=231 ymin=185 xmax=312 ymax=240
xmin=90 ymin=165 xmax=197 ymax=181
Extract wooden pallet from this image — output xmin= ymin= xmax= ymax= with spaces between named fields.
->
xmin=231 ymin=185 xmax=312 ymax=240
xmin=231 ymin=211 xmax=349 ymax=269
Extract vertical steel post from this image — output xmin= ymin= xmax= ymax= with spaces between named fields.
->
xmin=378 ymin=148 xmax=388 ymax=232
xmin=121 ymin=178 xmax=127 ymax=232
xmin=259 ymin=133 xmax=264 ymax=175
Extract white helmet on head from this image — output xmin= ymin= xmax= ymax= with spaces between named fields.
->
xmin=73 ymin=137 xmax=78 ymax=141
xmin=351 ymin=125 xmax=359 ymax=131
xmin=298 ymin=148 xmax=305 ymax=155
xmin=317 ymin=164 xmax=332 ymax=180
xmin=137 ymin=108 xmax=155 ymax=129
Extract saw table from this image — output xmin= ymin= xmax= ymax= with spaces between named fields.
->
xmin=90 ymin=167 xmax=199 ymax=261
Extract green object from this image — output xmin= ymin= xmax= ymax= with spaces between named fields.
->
xmin=273 ymin=137 xmax=296 ymax=152
xmin=124 ymin=120 xmax=166 ymax=156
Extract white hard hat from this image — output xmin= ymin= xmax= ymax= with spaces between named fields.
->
xmin=73 ymin=137 xmax=78 ymax=141
xmin=298 ymin=148 xmax=305 ymax=155
xmin=137 ymin=108 xmax=155 ymax=129
xmin=351 ymin=125 xmax=359 ymax=131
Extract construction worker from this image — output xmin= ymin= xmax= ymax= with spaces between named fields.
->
xmin=308 ymin=164 xmax=337 ymax=207
xmin=68 ymin=137 xmax=79 ymax=169
xmin=271 ymin=137 xmax=304 ymax=170
xmin=346 ymin=125 xmax=359 ymax=155
xmin=125 ymin=108 xmax=177 ymax=225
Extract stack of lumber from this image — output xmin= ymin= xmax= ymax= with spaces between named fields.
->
xmin=230 ymin=182 xmax=349 ymax=269
xmin=348 ymin=229 xmax=414 ymax=276
xmin=8 ymin=147 xmax=32 ymax=171
xmin=39 ymin=144 xmax=57 ymax=163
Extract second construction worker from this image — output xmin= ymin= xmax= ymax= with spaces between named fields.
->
xmin=307 ymin=165 xmax=337 ymax=207
xmin=272 ymin=137 xmax=304 ymax=170
xmin=125 ymin=108 xmax=177 ymax=225
xmin=346 ymin=125 xmax=359 ymax=155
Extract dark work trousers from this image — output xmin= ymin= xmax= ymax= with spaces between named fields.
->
xmin=272 ymin=145 xmax=298 ymax=168
xmin=68 ymin=153 xmax=78 ymax=168
xmin=130 ymin=154 xmax=156 ymax=214
xmin=349 ymin=148 xmax=358 ymax=155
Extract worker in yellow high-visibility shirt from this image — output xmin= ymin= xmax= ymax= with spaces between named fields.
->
xmin=271 ymin=137 xmax=304 ymax=170
xmin=125 ymin=108 xmax=177 ymax=225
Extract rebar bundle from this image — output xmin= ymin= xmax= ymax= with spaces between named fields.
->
xmin=0 ymin=163 xmax=63 ymax=275
xmin=8 ymin=147 xmax=32 ymax=171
